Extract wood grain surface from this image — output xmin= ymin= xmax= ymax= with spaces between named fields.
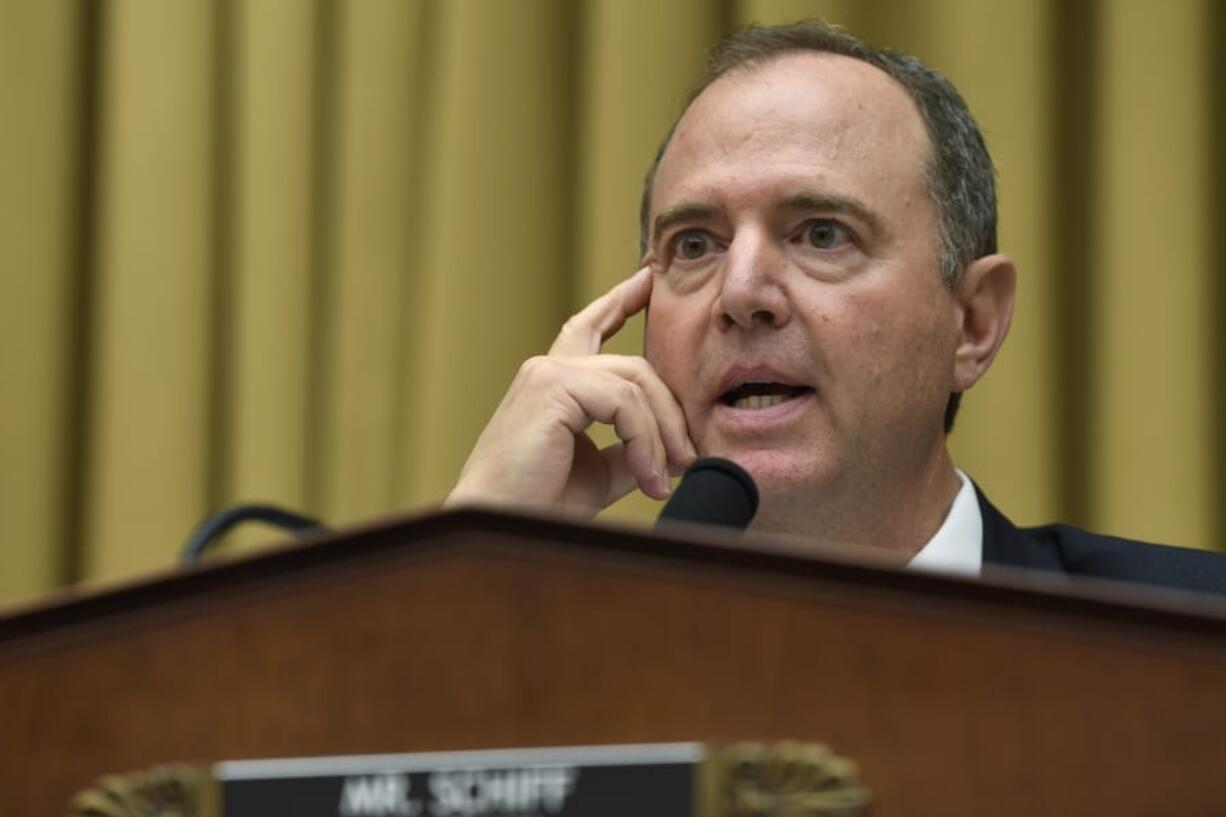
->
xmin=3 ymin=508 xmax=1226 ymax=816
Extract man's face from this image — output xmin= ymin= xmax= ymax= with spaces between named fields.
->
xmin=643 ymin=53 xmax=962 ymax=527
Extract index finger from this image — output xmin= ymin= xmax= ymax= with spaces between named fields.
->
xmin=550 ymin=266 xmax=653 ymax=357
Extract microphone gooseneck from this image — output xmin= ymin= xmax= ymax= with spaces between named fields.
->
xmin=656 ymin=457 xmax=759 ymax=531
xmin=181 ymin=504 xmax=327 ymax=564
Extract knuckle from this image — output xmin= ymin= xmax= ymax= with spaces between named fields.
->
xmin=630 ymin=357 xmax=665 ymax=390
xmin=627 ymin=355 xmax=655 ymax=376
xmin=518 ymin=355 xmax=557 ymax=384
xmin=615 ymin=356 xmax=646 ymax=382
xmin=616 ymin=379 xmax=645 ymax=405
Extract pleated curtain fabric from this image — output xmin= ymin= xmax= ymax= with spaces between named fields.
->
xmin=1 ymin=0 xmax=1223 ymax=605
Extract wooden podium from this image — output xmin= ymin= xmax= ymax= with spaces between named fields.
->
xmin=3 ymin=508 xmax=1226 ymax=816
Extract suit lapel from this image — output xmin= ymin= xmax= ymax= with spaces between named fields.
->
xmin=975 ymin=486 xmax=1067 ymax=574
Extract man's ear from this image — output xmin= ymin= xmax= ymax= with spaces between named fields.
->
xmin=952 ymin=253 xmax=1016 ymax=392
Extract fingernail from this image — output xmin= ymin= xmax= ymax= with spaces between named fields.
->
xmin=686 ymin=440 xmax=698 ymax=459
xmin=655 ymin=469 xmax=672 ymax=497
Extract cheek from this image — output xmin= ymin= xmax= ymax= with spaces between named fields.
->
xmin=643 ymin=287 xmax=712 ymax=420
xmin=839 ymin=289 xmax=954 ymax=392
xmin=895 ymin=310 xmax=957 ymax=406
xmin=642 ymin=290 xmax=685 ymax=380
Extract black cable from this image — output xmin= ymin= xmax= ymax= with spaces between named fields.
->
xmin=181 ymin=504 xmax=327 ymax=565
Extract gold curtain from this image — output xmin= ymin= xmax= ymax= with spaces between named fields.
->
xmin=2 ymin=0 xmax=1223 ymax=606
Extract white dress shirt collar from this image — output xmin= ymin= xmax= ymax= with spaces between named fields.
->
xmin=906 ymin=469 xmax=983 ymax=577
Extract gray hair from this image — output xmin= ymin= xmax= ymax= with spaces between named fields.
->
xmin=638 ymin=20 xmax=998 ymax=287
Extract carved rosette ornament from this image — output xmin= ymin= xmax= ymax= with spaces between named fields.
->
xmin=710 ymin=741 xmax=871 ymax=817
xmin=68 ymin=764 xmax=217 ymax=817
xmin=67 ymin=742 xmax=867 ymax=817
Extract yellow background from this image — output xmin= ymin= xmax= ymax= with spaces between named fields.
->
xmin=2 ymin=0 xmax=1223 ymax=607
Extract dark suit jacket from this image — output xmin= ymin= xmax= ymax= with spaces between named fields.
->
xmin=977 ymin=488 xmax=1226 ymax=596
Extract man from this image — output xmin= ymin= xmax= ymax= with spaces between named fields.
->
xmin=448 ymin=22 xmax=1226 ymax=594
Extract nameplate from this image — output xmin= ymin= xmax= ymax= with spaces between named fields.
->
xmin=68 ymin=741 xmax=868 ymax=817
xmin=216 ymin=743 xmax=701 ymax=817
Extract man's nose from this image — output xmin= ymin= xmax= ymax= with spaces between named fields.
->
xmin=713 ymin=232 xmax=792 ymax=331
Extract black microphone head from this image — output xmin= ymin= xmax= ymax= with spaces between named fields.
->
xmin=656 ymin=457 xmax=759 ymax=531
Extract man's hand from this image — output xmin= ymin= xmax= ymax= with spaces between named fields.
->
xmin=446 ymin=267 xmax=697 ymax=515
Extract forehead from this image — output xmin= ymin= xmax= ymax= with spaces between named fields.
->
xmin=651 ymin=52 xmax=932 ymax=221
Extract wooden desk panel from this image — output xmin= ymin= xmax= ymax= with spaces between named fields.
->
xmin=3 ymin=509 xmax=1225 ymax=816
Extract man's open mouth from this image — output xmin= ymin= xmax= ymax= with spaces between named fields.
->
xmin=719 ymin=382 xmax=814 ymax=409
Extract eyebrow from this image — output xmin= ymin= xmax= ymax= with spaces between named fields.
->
xmin=651 ymin=202 xmax=720 ymax=250
xmin=780 ymin=191 xmax=882 ymax=235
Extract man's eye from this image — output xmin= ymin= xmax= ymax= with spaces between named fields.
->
xmin=805 ymin=219 xmax=850 ymax=250
xmin=674 ymin=230 xmax=711 ymax=260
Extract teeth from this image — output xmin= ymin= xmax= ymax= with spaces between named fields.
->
xmin=732 ymin=394 xmax=791 ymax=409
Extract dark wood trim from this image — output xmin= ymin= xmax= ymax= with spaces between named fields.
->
xmin=6 ymin=508 xmax=1226 ymax=647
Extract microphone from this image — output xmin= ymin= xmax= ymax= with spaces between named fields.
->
xmin=656 ymin=457 xmax=759 ymax=531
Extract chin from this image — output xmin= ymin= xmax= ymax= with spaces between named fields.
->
xmin=715 ymin=448 xmax=836 ymax=501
